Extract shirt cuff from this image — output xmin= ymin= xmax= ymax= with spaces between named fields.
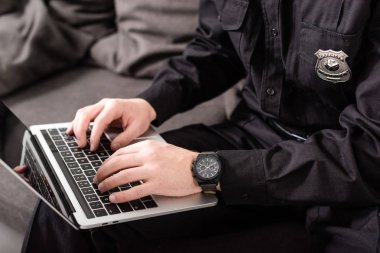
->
xmin=137 ymin=81 xmax=180 ymax=127
xmin=218 ymin=150 xmax=269 ymax=205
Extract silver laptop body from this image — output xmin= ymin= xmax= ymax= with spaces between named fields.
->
xmin=0 ymin=102 xmax=217 ymax=230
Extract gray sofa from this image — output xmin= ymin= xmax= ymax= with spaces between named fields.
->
xmin=0 ymin=64 xmax=241 ymax=253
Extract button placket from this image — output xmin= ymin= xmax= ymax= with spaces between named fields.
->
xmin=260 ymin=0 xmax=284 ymax=117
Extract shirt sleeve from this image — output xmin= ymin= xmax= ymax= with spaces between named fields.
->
xmin=219 ymin=3 xmax=380 ymax=206
xmin=137 ymin=0 xmax=246 ymax=126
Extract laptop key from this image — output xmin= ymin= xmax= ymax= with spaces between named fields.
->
xmin=119 ymin=185 xmax=131 ymax=191
xmin=74 ymin=153 xmax=85 ymax=158
xmin=87 ymin=176 xmax=95 ymax=183
xmin=51 ymin=136 xmax=62 ymax=141
xmin=77 ymin=158 xmax=89 ymax=164
xmin=93 ymin=209 xmax=107 ymax=217
xmin=96 ymin=146 xmax=105 ymax=152
xmin=81 ymin=187 xmax=95 ymax=195
xmin=64 ymin=136 xmax=75 ymax=142
xmin=96 ymin=190 xmax=108 ymax=196
xmin=67 ymin=162 xmax=79 ymax=168
xmin=55 ymin=141 xmax=66 ymax=146
xmin=84 ymin=170 xmax=96 ymax=177
xmin=97 ymin=151 xmax=108 ymax=157
xmin=81 ymin=164 xmax=92 ymax=170
xmin=68 ymin=142 xmax=78 ymax=147
xmin=104 ymin=204 xmax=121 ymax=215
xmin=70 ymin=168 xmax=82 ymax=175
xmin=60 ymin=151 xmax=72 ymax=157
xmin=91 ymin=161 xmax=102 ymax=167
xmin=77 ymin=181 xmax=90 ymax=188
xmin=89 ymin=201 xmax=103 ymax=209
xmin=85 ymin=194 xmax=98 ymax=202
xmin=71 ymin=147 xmax=81 ymax=152
xmin=100 ymin=196 xmax=110 ymax=203
xmin=108 ymin=187 xmax=120 ymax=193
xmin=141 ymin=196 xmax=153 ymax=202
xmin=58 ymin=146 xmax=69 ymax=151
xmin=130 ymin=181 xmax=142 ymax=187
xmin=88 ymin=155 xmax=99 ymax=161
xmin=130 ymin=200 xmax=145 ymax=211
xmin=58 ymin=128 xmax=67 ymax=132
xmin=74 ymin=174 xmax=86 ymax=181
xmin=102 ymin=143 xmax=111 ymax=150
xmin=64 ymin=157 xmax=75 ymax=163
xmin=48 ymin=129 xmax=59 ymax=135
xmin=118 ymin=203 xmax=133 ymax=212
xmin=83 ymin=150 xmax=95 ymax=156
xmin=143 ymin=200 xmax=158 ymax=208
xmin=100 ymin=135 xmax=109 ymax=142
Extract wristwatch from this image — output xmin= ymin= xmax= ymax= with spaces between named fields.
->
xmin=192 ymin=152 xmax=222 ymax=194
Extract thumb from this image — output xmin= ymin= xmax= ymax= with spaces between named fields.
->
xmin=14 ymin=165 xmax=27 ymax=174
xmin=111 ymin=123 xmax=146 ymax=150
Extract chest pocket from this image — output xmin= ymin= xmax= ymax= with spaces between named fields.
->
xmin=298 ymin=22 xmax=363 ymax=91
xmin=220 ymin=0 xmax=249 ymax=30
xmin=297 ymin=0 xmax=366 ymax=92
xmin=219 ymin=0 xmax=261 ymax=69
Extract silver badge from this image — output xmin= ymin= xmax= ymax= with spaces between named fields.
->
xmin=314 ymin=49 xmax=352 ymax=83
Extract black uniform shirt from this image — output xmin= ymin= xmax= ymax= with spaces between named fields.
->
xmin=139 ymin=0 xmax=380 ymax=206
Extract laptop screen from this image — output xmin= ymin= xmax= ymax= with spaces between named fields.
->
xmin=0 ymin=101 xmax=72 ymax=221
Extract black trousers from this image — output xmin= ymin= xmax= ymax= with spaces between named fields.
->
xmin=22 ymin=123 xmax=380 ymax=253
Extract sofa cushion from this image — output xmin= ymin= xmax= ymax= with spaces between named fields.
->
xmin=2 ymin=64 xmax=228 ymax=131
xmin=0 ymin=0 xmax=95 ymax=96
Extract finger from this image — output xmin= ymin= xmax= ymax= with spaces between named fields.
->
xmin=73 ymin=104 xmax=104 ymax=147
xmin=111 ymin=122 xmax=145 ymax=150
xmin=66 ymin=121 xmax=74 ymax=135
xmin=14 ymin=165 xmax=27 ymax=174
xmin=97 ymin=167 xmax=148 ymax=193
xmin=95 ymin=154 xmax=143 ymax=184
xmin=109 ymin=183 xmax=152 ymax=203
xmin=108 ymin=141 xmax=144 ymax=160
xmin=90 ymin=105 xmax=117 ymax=151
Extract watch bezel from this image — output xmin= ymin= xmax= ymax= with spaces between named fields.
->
xmin=193 ymin=153 xmax=221 ymax=181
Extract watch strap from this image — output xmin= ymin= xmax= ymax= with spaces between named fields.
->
xmin=200 ymin=184 xmax=218 ymax=194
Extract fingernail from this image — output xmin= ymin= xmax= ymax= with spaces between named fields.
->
xmin=109 ymin=194 xmax=116 ymax=203
xmin=98 ymin=183 xmax=104 ymax=192
xmin=111 ymin=143 xmax=120 ymax=150
xmin=93 ymin=176 xmax=98 ymax=184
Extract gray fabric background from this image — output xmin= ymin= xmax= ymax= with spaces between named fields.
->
xmin=0 ymin=0 xmax=199 ymax=96
xmin=91 ymin=0 xmax=199 ymax=78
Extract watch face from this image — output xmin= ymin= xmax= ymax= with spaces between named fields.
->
xmin=195 ymin=155 xmax=221 ymax=180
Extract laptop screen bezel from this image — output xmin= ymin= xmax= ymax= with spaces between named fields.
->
xmin=0 ymin=101 xmax=79 ymax=229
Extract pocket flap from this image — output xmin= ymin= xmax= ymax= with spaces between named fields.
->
xmin=221 ymin=0 xmax=249 ymax=30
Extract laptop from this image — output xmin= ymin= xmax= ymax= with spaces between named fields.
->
xmin=0 ymin=101 xmax=217 ymax=229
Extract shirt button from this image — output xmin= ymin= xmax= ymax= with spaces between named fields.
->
xmin=271 ymin=28 xmax=279 ymax=37
xmin=266 ymin=88 xmax=275 ymax=96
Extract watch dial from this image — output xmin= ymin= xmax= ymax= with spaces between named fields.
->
xmin=195 ymin=156 xmax=220 ymax=180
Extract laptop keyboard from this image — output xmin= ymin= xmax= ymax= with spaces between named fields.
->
xmin=47 ymin=127 xmax=158 ymax=218
xmin=24 ymin=145 xmax=61 ymax=211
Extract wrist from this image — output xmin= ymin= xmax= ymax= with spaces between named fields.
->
xmin=137 ymin=98 xmax=157 ymax=122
